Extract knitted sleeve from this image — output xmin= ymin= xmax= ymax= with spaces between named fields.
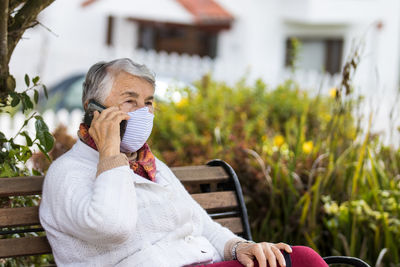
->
xmin=96 ymin=153 xmax=129 ymax=177
xmin=44 ymin=162 xmax=138 ymax=245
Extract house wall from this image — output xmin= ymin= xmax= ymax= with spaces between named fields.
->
xmin=215 ymin=0 xmax=400 ymax=90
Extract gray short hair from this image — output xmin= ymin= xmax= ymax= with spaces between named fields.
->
xmin=82 ymin=58 xmax=155 ymax=109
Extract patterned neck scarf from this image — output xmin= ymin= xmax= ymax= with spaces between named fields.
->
xmin=78 ymin=123 xmax=157 ymax=182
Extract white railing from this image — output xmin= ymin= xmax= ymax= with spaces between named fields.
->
xmin=131 ymin=49 xmax=215 ymax=83
xmin=129 ymin=49 xmax=340 ymax=92
xmin=278 ymin=69 xmax=342 ymax=94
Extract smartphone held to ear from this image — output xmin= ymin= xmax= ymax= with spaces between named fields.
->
xmin=83 ymin=99 xmax=127 ymax=140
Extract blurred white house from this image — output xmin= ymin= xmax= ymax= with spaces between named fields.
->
xmin=8 ymin=0 xmax=400 ymax=143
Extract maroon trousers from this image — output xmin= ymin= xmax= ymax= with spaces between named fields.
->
xmin=204 ymin=246 xmax=329 ymax=267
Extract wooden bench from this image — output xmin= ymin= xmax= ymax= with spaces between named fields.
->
xmin=0 ymin=159 xmax=370 ymax=267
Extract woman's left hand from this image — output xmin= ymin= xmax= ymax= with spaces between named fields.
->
xmin=236 ymin=242 xmax=292 ymax=267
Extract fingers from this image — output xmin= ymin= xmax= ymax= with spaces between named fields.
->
xmin=240 ymin=256 xmax=254 ymax=267
xmin=275 ymin=242 xmax=292 ymax=254
xmin=93 ymin=110 xmax=100 ymax=120
xmin=97 ymin=107 xmax=125 ymax=121
xmin=260 ymin=243 xmax=276 ymax=267
xmin=93 ymin=107 xmax=129 ymax=124
xmin=270 ymin=245 xmax=286 ymax=267
xmin=237 ymin=242 xmax=291 ymax=267
xmin=253 ymin=244 xmax=267 ymax=267
xmin=108 ymin=111 xmax=130 ymax=123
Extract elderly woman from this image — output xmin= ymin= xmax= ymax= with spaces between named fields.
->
xmin=39 ymin=58 xmax=328 ymax=267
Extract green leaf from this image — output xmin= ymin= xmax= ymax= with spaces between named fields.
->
xmin=35 ymin=118 xmax=54 ymax=152
xmin=42 ymin=131 xmax=54 ymax=152
xmin=19 ymin=146 xmax=32 ymax=162
xmin=21 ymin=131 xmax=33 ymax=146
xmin=32 ymin=169 xmax=42 ymax=176
xmin=33 ymin=76 xmax=40 ymax=85
xmin=34 ymin=90 xmax=39 ymax=104
xmin=43 ymin=85 xmax=48 ymax=99
xmin=11 ymin=94 xmax=20 ymax=107
xmin=37 ymin=144 xmax=51 ymax=161
xmin=35 ymin=116 xmax=49 ymax=132
xmin=22 ymin=93 xmax=33 ymax=111
xmin=34 ymin=115 xmax=43 ymax=121
xmin=24 ymin=74 xmax=30 ymax=87
xmin=0 ymin=131 xmax=6 ymax=142
xmin=0 ymin=163 xmax=15 ymax=177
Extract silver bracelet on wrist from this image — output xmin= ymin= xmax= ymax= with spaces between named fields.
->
xmin=231 ymin=240 xmax=256 ymax=260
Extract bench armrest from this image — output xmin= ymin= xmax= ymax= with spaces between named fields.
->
xmin=323 ymin=256 xmax=371 ymax=267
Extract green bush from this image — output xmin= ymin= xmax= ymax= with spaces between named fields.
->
xmin=150 ymin=74 xmax=400 ymax=266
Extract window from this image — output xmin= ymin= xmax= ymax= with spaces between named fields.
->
xmin=137 ymin=23 xmax=218 ymax=58
xmin=285 ymin=37 xmax=343 ymax=74
xmin=106 ymin=16 xmax=114 ymax=46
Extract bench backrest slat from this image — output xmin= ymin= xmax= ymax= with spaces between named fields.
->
xmin=0 ymin=176 xmax=43 ymax=197
xmin=171 ymin=166 xmax=230 ymax=184
xmin=0 ymin=164 xmax=248 ymax=260
xmin=0 ymin=236 xmax=52 ymax=258
xmin=214 ymin=217 xmax=243 ymax=234
xmin=191 ymin=191 xmax=238 ymax=212
xmin=0 ymin=207 xmax=40 ymax=228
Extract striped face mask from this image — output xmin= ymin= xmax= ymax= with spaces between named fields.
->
xmin=120 ymin=107 xmax=154 ymax=153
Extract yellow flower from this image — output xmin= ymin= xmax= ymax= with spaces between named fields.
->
xmin=273 ymin=135 xmax=285 ymax=147
xmin=322 ymin=113 xmax=331 ymax=122
xmin=324 ymin=202 xmax=339 ymax=215
xmin=176 ymin=114 xmax=186 ymax=121
xmin=176 ymin=98 xmax=188 ymax=108
xmin=302 ymin=141 xmax=313 ymax=154
xmin=329 ymin=88 xmax=337 ymax=98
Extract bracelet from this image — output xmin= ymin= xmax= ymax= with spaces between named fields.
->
xmin=231 ymin=240 xmax=256 ymax=260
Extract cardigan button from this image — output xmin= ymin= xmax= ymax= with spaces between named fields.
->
xmin=184 ymin=235 xmax=194 ymax=242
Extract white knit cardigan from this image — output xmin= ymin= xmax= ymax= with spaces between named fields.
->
xmin=39 ymin=139 xmax=239 ymax=267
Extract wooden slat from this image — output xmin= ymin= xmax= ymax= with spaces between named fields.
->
xmin=192 ymin=191 xmax=238 ymax=212
xmin=215 ymin=217 xmax=243 ymax=234
xmin=0 ymin=176 xmax=44 ymax=197
xmin=0 ymin=207 xmax=40 ymax=228
xmin=0 ymin=236 xmax=52 ymax=258
xmin=171 ymin=166 xmax=229 ymax=184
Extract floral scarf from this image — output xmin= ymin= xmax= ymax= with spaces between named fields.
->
xmin=78 ymin=123 xmax=156 ymax=182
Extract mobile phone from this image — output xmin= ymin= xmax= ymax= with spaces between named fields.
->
xmin=83 ymin=99 xmax=127 ymax=140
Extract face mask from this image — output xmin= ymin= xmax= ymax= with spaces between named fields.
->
xmin=120 ymin=107 xmax=154 ymax=153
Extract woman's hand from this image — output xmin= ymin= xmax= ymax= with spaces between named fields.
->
xmin=236 ymin=242 xmax=292 ymax=267
xmin=88 ymin=107 xmax=130 ymax=160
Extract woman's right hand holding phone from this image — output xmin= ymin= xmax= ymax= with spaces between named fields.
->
xmin=88 ymin=107 xmax=130 ymax=161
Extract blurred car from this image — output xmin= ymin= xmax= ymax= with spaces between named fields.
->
xmin=38 ymin=73 xmax=85 ymax=112
xmin=38 ymin=73 xmax=194 ymax=112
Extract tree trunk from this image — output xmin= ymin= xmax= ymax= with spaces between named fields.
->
xmin=0 ymin=0 xmax=54 ymax=103
xmin=7 ymin=0 xmax=54 ymax=63
xmin=0 ymin=0 xmax=10 ymax=101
